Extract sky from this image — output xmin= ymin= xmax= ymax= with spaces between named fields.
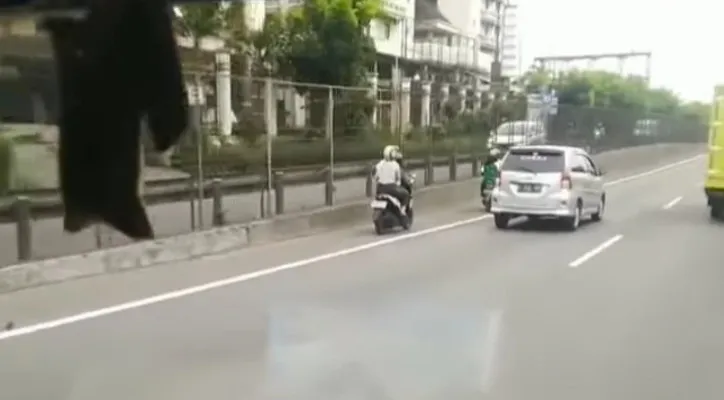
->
xmin=517 ymin=0 xmax=723 ymax=101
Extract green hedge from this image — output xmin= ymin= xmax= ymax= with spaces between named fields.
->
xmin=0 ymin=135 xmax=16 ymax=194
xmin=172 ymin=135 xmax=487 ymax=176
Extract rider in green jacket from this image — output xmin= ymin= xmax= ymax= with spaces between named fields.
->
xmin=480 ymin=148 xmax=502 ymax=195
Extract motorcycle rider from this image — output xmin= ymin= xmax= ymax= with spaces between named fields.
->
xmin=374 ymin=145 xmax=410 ymax=215
xmin=481 ymin=147 xmax=502 ymax=197
xmin=392 ymin=149 xmax=413 ymax=213
xmin=390 ymin=149 xmax=411 ymax=190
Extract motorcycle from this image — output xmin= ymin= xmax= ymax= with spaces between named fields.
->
xmin=480 ymin=163 xmax=498 ymax=213
xmin=481 ymin=182 xmax=494 ymax=212
xmin=371 ymin=173 xmax=415 ymax=235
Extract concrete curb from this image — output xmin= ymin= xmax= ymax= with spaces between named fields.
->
xmin=0 ymin=143 xmax=705 ymax=294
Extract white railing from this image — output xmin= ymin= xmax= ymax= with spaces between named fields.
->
xmin=410 ymin=41 xmax=493 ymax=71
xmin=479 ymin=35 xmax=496 ymax=50
xmin=381 ymin=0 xmax=410 ymax=17
xmin=480 ymin=9 xmax=498 ymax=24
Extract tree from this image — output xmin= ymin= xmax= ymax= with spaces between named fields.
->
xmin=679 ymin=101 xmax=709 ymax=125
xmin=258 ymin=0 xmax=391 ymax=130
xmin=222 ymin=2 xmax=255 ymax=110
xmin=265 ymin=0 xmax=390 ymax=87
xmin=522 ymin=68 xmax=714 ymax=144
xmin=252 ymin=12 xmax=295 ymax=77
xmin=522 ymin=69 xmax=684 ymax=114
xmin=173 ymin=3 xmax=226 ymax=53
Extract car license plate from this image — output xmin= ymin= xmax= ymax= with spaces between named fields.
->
xmin=517 ymin=183 xmax=541 ymax=192
xmin=371 ymin=200 xmax=387 ymax=208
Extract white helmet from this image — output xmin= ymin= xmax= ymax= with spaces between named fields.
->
xmin=490 ymin=148 xmax=501 ymax=158
xmin=382 ymin=145 xmax=400 ymax=160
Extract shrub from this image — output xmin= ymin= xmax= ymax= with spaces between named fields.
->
xmin=171 ymin=125 xmax=489 ymax=176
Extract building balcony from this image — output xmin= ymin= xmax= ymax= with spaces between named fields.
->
xmin=409 ymin=39 xmax=493 ymax=73
xmin=479 ymin=35 xmax=496 ymax=51
xmin=381 ymin=0 xmax=412 ymax=18
xmin=481 ymin=9 xmax=498 ymax=24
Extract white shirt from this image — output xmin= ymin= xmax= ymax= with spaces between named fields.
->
xmin=374 ymin=159 xmax=401 ymax=185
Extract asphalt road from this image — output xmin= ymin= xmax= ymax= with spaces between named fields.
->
xmin=1 ymin=156 xmax=722 ymax=400
xmin=0 ymin=163 xmax=474 ymax=266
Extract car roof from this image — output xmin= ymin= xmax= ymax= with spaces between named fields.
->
xmin=507 ymin=144 xmax=586 ymax=154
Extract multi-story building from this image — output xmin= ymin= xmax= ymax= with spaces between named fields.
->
xmin=412 ymin=0 xmax=489 ymax=75
xmin=500 ymin=2 xmax=520 ymax=79
xmin=416 ymin=0 xmax=511 ymax=82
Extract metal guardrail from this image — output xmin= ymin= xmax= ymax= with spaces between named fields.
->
xmin=0 ymin=154 xmax=476 ymax=222
xmin=2 ymin=153 xmax=479 ymax=263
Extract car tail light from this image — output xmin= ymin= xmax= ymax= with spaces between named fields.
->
xmin=560 ymin=172 xmax=572 ymax=189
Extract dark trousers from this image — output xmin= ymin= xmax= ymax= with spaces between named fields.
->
xmin=376 ymin=183 xmax=410 ymax=210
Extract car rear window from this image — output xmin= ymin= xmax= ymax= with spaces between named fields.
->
xmin=501 ymin=150 xmax=565 ymax=173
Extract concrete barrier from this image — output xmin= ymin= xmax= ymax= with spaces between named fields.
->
xmin=0 ymin=143 xmax=705 ymax=294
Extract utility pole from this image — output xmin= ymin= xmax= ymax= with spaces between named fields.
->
xmin=491 ymin=0 xmax=504 ymax=100
xmin=489 ymin=0 xmax=508 ymax=133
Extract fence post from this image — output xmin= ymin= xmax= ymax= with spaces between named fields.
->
xmin=424 ymin=153 xmax=434 ymax=186
xmin=325 ymin=86 xmax=335 ymax=206
xmin=365 ymin=163 xmax=375 ymax=197
xmin=188 ymin=176 xmax=197 ymax=231
xmin=449 ymin=152 xmax=457 ymax=181
xmin=13 ymin=196 xmax=31 ymax=261
xmin=263 ymin=77 xmax=276 ymax=220
xmin=472 ymin=152 xmax=480 ymax=178
xmin=324 ymin=168 xmax=334 ymax=206
xmin=192 ymin=73 xmax=205 ymax=230
xmin=211 ymin=178 xmax=224 ymax=227
xmin=273 ymin=171 xmax=285 ymax=215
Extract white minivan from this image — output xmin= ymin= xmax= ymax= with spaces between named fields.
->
xmin=490 ymin=145 xmax=606 ymax=231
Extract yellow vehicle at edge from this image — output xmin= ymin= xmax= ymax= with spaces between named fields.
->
xmin=705 ymin=85 xmax=724 ymax=219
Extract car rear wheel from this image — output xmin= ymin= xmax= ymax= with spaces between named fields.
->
xmin=711 ymin=205 xmax=723 ymax=220
xmin=591 ymin=195 xmax=605 ymax=222
xmin=494 ymin=213 xmax=510 ymax=229
xmin=563 ymin=203 xmax=582 ymax=231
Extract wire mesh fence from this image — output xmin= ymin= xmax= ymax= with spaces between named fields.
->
xmin=0 ymin=59 xmax=709 ymax=265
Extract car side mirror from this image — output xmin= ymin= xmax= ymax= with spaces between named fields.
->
xmin=571 ymin=166 xmax=585 ymax=173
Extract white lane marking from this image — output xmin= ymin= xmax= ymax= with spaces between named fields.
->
xmin=0 ymin=155 xmax=704 ymax=341
xmin=662 ymin=196 xmax=683 ymax=210
xmin=602 ymin=154 xmax=704 ymax=187
xmin=568 ymin=234 xmax=624 ymax=268
xmin=480 ymin=310 xmax=503 ymax=392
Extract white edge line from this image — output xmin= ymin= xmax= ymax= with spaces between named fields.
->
xmin=480 ymin=310 xmax=503 ymax=392
xmin=568 ymin=234 xmax=624 ymax=268
xmin=662 ymin=196 xmax=683 ymax=210
xmin=0 ymin=217 xmax=492 ymax=341
xmin=0 ymin=154 xmax=705 ymax=341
